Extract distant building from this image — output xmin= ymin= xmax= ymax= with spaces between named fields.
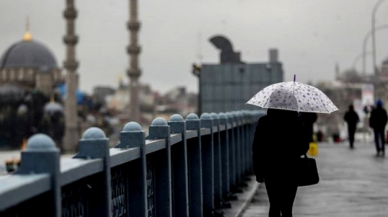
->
xmin=0 ymin=28 xmax=62 ymax=96
xmin=93 ymin=86 xmax=116 ymax=104
xmin=315 ymin=59 xmax=388 ymax=140
xmin=157 ymin=86 xmax=197 ymax=117
xmin=195 ymin=36 xmax=283 ymax=113
xmin=0 ymin=26 xmax=65 ymax=149
xmin=106 ymin=80 xmax=197 ymax=125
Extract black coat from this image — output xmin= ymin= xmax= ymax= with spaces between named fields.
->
xmin=299 ymin=112 xmax=318 ymax=142
xmin=344 ymin=110 xmax=359 ymax=128
xmin=252 ymin=109 xmax=310 ymax=182
xmin=370 ymin=106 xmax=388 ymax=130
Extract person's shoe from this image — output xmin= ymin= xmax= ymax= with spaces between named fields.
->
xmin=376 ymin=152 xmax=380 ymax=157
xmin=382 ymin=152 xmax=385 ymax=157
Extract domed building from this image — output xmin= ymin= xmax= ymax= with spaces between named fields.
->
xmin=0 ymin=28 xmax=62 ymax=96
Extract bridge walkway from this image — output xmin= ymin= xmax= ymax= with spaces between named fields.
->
xmin=242 ymin=143 xmax=388 ymax=217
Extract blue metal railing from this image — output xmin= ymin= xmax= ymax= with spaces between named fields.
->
xmin=0 ymin=110 xmax=264 ymax=217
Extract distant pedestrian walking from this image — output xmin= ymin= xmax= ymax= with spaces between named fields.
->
xmin=369 ymin=99 xmax=388 ymax=156
xmin=252 ymin=109 xmax=310 ymax=217
xmin=344 ymin=105 xmax=359 ymax=149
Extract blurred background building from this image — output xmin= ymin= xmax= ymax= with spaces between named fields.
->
xmin=314 ymin=58 xmax=388 ymax=142
xmin=194 ymin=35 xmax=283 ymax=113
xmin=0 ymin=27 xmax=62 ymax=96
xmin=0 ymin=27 xmax=65 ymax=149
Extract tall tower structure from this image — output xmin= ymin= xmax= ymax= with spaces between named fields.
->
xmin=63 ymin=0 xmax=79 ymax=152
xmin=127 ymin=0 xmax=141 ymax=123
xmin=23 ymin=17 xmax=33 ymax=41
xmin=335 ymin=62 xmax=340 ymax=80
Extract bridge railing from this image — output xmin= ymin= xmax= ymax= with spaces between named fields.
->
xmin=0 ymin=110 xmax=264 ymax=217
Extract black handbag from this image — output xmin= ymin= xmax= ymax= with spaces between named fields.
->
xmin=297 ymin=154 xmax=319 ymax=187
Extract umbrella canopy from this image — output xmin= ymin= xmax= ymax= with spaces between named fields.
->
xmin=57 ymin=83 xmax=85 ymax=105
xmin=0 ymin=84 xmax=25 ymax=104
xmin=44 ymin=102 xmax=64 ymax=115
xmin=246 ymin=81 xmax=338 ymax=114
xmin=0 ymin=84 xmax=24 ymax=95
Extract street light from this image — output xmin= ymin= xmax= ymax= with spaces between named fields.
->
xmin=362 ymin=24 xmax=388 ymax=75
xmin=192 ymin=63 xmax=201 ymax=114
xmin=371 ymin=0 xmax=387 ymax=75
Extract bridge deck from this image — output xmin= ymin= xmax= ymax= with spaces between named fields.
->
xmin=242 ymin=143 xmax=388 ymax=217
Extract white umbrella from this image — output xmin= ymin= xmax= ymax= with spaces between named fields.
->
xmin=246 ymin=78 xmax=338 ymax=114
xmin=44 ymin=102 xmax=64 ymax=114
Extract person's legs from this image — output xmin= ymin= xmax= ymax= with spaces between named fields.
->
xmin=265 ymin=179 xmax=281 ymax=217
xmin=348 ymin=127 xmax=355 ymax=148
xmin=379 ymin=130 xmax=385 ymax=155
xmin=279 ymin=184 xmax=298 ymax=217
xmin=374 ymin=130 xmax=381 ymax=154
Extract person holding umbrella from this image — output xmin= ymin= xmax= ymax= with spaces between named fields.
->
xmin=248 ymin=76 xmax=338 ymax=217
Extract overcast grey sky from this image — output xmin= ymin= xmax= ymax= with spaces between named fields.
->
xmin=1 ymin=0 xmax=388 ymax=94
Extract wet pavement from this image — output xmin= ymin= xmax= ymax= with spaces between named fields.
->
xmin=242 ymin=142 xmax=388 ymax=217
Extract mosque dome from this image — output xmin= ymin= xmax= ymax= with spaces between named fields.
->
xmin=0 ymin=25 xmax=62 ymax=96
xmin=0 ymin=32 xmax=57 ymax=72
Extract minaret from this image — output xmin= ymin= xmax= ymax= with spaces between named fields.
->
xmin=63 ymin=0 xmax=79 ymax=152
xmin=23 ymin=17 xmax=33 ymax=41
xmin=127 ymin=0 xmax=141 ymax=123
xmin=335 ymin=62 xmax=340 ymax=81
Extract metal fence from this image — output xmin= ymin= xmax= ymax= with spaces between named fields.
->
xmin=0 ymin=111 xmax=264 ymax=217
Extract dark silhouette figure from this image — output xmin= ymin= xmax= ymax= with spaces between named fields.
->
xmin=369 ymin=99 xmax=388 ymax=156
xmin=299 ymin=112 xmax=318 ymax=142
xmin=252 ymin=109 xmax=309 ymax=217
xmin=316 ymin=130 xmax=324 ymax=142
xmin=344 ymin=105 xmax=359 ymax=149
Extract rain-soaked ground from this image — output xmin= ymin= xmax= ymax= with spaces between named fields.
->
xmin=242 ymin=142 xmax=388 ymax=217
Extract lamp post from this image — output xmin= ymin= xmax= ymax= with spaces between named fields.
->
xmin=362 ymin=24 xmax=388 ymax=75
xmin=192 ymin=64 xmax=201 ymax=114
xmin=371 ymin=0 xmax=386 ymax=76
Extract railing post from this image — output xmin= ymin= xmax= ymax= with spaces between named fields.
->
xmin=147 ymin=118 xmax=172 ymax=217
xmin=210 ymin=112 xmax=225 ymax=212
xmin=248 ymin=111 xmax=256 ymax=173
xmin=252 ymin=111 xmax=259 ymax=172
xmin=241 ymin=111 xmax=248 ymax=177
xmin=226 ymin=113 xmax=236 ymax=192
xmin=74 ymin=127 xmax=112 ymax=217
xmin=231 ymin=112 xmax=242 ymax=190
xmin=218 ymin=113 xmax=233 ymax=205
xmin=200 ymin=113 xmax=215 ymax=217
xmin=169 ymin=114 xmax=189 ymax=217
xmin=248 ymin=111 xmax=256 ymax=174
xmin=17 ymin=134 xmax=61 ymax=217
xmin=235 ymin=112 xmax=243 ymax=185
xmin=186 ymin=113 xmax=203 ymax=217
xmin=116 ymin=122 xmax=147 ymax=217
xmin=244 ymin=111 xmax=252 ymax=175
